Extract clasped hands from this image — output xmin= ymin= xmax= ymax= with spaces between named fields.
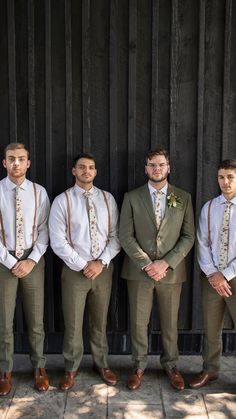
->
xmin=208 ymin=272 xmax=232 ymax=297
xmin=144 ymin=259 xmax=169 ymax=281
xmin=83 ymin=260 xmax=104 ymax=280
xmin=11 ymin=259 xmax=36 ymax=278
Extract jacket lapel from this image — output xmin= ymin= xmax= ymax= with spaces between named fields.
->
xmin=138 ymin=184 xmax=157 ymax=227
xmin=159 ymin=184 xmax=174 ymax=230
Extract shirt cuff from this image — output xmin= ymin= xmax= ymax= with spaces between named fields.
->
xmin=2 ymin=254 xmax=18 ymax=270
xmin=27 ymin=250 xmax=41 ymax=264
xmin=142 ymin=262 xmax=152 ymax=270
xmin=98 ymin=254 xmax=110 ymax=268
xmin=222 ymin=267 xmax=236 ymax=282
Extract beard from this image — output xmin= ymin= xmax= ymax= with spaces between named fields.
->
xmin=147 ymin=171 xmax=169 ymax=184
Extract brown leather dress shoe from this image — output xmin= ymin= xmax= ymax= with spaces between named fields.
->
xmin=165 ymin=367 xmax=185 ymax=390
xmin=94 ymin=366 xmax=117 ymax=386
xmin=0 ymin=372 xmax=12 ymax=396
xmin=127 ymin=368 xmax=145 ymax=390
xmin=34 ymin=368 xmax=49 ymax=392
xmin=59 ymin=371 xmax=77 ymax=391
xmin=189 ymin=371 xmax=218 ymax=389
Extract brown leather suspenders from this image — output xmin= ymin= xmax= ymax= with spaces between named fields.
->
xmin=31 ymin=182 xmax=37 ymax=246
xmin=0 ymin=209 xmax=6 ymax=247
xmin=64 ymin=189 xmax=111 ymax=248
xmin=64 ymin=189 xmax=73 ymax=247
xmin=207 ymin=199 xmax=213 ymax=249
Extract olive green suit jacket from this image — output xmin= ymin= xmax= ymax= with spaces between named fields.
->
xmin=119 ymin=183 xmax=195 ymax=284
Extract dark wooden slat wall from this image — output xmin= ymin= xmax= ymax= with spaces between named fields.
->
xmin=0 ymin=0 xmax=236 ymax=354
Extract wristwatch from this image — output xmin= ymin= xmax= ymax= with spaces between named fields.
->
xmin=99 ymin=259 xmax=107 ymax=268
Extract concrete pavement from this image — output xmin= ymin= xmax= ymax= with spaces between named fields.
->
xmin=0 ymin=354 xmax=236 ymax=418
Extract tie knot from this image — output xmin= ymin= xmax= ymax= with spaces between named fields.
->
xmin=84 ymin=191 xmax=91 ymax=199
xmin=154 ymin=190 xmax=162 ymax=199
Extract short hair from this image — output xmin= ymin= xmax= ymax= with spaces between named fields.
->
xmin=145 ymin=148 xmax=170 ymax=164
xmin=218 ymin=159 xmax=236 ymax=171
xmin=4 ymin=143 xmax=29 ymax=159
xmin=73 ymin=152 xmax=96 ymax=167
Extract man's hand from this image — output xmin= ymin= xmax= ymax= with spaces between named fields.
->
xmin=208 ymin=272 xmax=232 ymax=297
xmin=144 ymin=260 xmax=169 ymax=282
xmin=83 ymin=260 xmax=104 ymax=280
xmin=11 ymin=259 xmax=36 ymax=278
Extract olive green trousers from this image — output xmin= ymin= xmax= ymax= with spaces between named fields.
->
xmin=61 ymin=263 xmax=113 ymax=372
xmin=202 ymin=275 xmax=236 ymax=372
xmin=127 ymin=278 xmax=182 ymax=371
xmin=0 ymin=254 xmax=45 ymax=372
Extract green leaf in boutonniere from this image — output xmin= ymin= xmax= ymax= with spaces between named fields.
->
xmin=167 ymin=192 xmax=182 ymax=209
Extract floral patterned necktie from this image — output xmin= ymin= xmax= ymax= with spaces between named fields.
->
xmin=218 ymin=201 xmax=232 ymax=270
xmin=84 ymin=191 xmax=100 ymax=258
xmin=15 ymin=186 xmax=25 ymax=259
xmin=154 ymin=190 xmax=162 ymax=230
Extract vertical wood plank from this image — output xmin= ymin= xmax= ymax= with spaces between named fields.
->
xmin=45 ymin=0 xmax=52 ymax=198
xmin=151 ymin=0 xmax=160 ymax=148
xmin=44 ymin=0 xmax=55 ymax=335
xmin=192 ymin=0 xmax=206 ymax=331
xmin=128 ymin=0 xmax=137 ymax=190
xmin=82 ymin=0 xmax=91 ymax=152
xmin=169 ymin=0 xmax=178 ymax=178
xmin=65 ymin=0 xmax=73 ymax=185
xmin=109 ymin=0 xmax=120 ymax=347
xmin=222 ymin=0 xmax=232 ymax=158
xmin=7 ymin=0 xmax=17 ymax=142
xmin=109 ymin=0 xmax=118 ymax=197
xmin=28 ymin=0 xmax=36 ymax=177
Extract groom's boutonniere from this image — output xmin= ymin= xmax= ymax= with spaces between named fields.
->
xmin=167 ymin=192 xmax=182 ymax=209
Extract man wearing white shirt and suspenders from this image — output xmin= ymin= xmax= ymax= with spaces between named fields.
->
xmin=49 ymin=153 xmax=120 ymax=391
xmin=0 ymin=143 xmax=50 ymax=396
xmin=190 ymin=159 xmax=236 ymax=389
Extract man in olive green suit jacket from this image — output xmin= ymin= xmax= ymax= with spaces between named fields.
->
xmin=119 ymin=148 xmax=195 ymax=391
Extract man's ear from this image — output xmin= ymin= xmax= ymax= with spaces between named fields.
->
xmin=2 ymin=159 xmax=6 ymax=168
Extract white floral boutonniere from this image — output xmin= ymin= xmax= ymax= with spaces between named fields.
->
xmin=167 ymin=192 xmax=182 ymax=209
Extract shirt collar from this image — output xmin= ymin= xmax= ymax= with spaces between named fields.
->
xmin=6 ymin=177 xmax=28 ymax=191
xmin=74 ymin=183 xmax=97 ymax=197
xmin=219 ymin=194 xmax=236 ymax=205
xmin=148 ymin=181 xmax=168 ymax=196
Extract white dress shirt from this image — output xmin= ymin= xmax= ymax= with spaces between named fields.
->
xmin=148 ymin=181 xmax=168 ymax=218
xmin=0 ymin=177 xmax=50 ymax=269
xmin=197 ymin=194 xmax=236 ymax=281
xmin=49 ymin=184 xmax=120 ymax=271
